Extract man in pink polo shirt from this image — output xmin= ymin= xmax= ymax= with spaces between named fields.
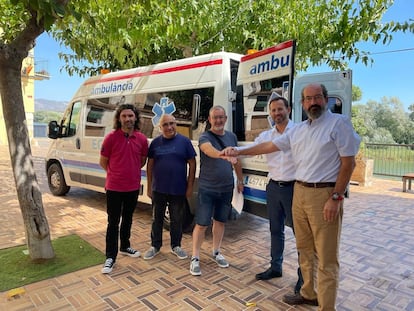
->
xmin=100 ymin=104 xmax=148 ymax=274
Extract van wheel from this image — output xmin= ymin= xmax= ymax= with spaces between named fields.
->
xmin=163 ymin=201 xmax=195 ymax=234
xmin=47 ymin=163 xmax=70 ymax=196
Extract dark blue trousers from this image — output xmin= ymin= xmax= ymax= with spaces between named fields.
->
xmin=266 ymin=180 xmax=303 ymax=292
xmin=151 ymin=191 xmax=185 ymax=250
xmin=266 ymin=181 xmax=294 ymax=272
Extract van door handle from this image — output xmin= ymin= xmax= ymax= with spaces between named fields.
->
xmin=76 ymin=138 xmax=81 ymax=149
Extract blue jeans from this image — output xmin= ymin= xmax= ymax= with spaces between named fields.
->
xmin=150 ymin=191 xmax=185 ymax=250
xmin=266 ymin=181 xmax=294 ymax=272
xmin=196 ymin=188 xmax=233 ymax=226
xmin=105 ymin=190 xmax=139 ymax=260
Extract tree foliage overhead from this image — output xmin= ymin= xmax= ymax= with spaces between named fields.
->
xmin=3 ymin=0 xmax=413 ymax=77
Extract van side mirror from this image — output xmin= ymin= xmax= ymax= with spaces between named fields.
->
xmin=48 ymin=121 xmax=60 ymax=139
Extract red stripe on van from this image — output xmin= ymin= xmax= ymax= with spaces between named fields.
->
xmin=241 ymin=40 xmax=294 ymax=62
xmin=84 ymin=59 xmax=223 ymax=86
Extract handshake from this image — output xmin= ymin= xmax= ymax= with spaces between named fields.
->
xmin=219 ymin=147 xmax=240 ymax=164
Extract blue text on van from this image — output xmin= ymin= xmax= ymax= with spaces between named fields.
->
xmin=249 ymin=54 xmax=290 ymax=75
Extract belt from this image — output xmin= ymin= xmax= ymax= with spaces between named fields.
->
xmin=270 ymin=180 xmax=295 ymax=187
xmin=296 ymin=181 xmax=336 ymax=188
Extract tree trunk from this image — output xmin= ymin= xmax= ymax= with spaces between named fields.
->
xmin=0 ymin=45 xmax=54 ymax=259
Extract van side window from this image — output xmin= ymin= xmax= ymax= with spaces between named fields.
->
xmin=85 ymin=102 xmax=115 ymax=137
xmin=61 ymin=101 xmax=81 ymax=137
xmin=134 ymin=88 xmax=213 ymax=140
xmin=328 ymin=97 xmax=343 ymax=114
xmin=243 ymin=77 xmax=286 ymax=141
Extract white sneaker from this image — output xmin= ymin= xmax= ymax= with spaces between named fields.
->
xmin=102 ymin=258 xmax=115 ymax=274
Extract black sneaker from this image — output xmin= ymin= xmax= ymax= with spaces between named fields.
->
xmin=102 ymin=258 xmax=115 ymax=274
xmin=119 ymin=247 xmax=140 ymax=258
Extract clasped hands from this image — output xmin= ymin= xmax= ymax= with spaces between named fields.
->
xmin=219 ymin=147 xmax=239 ymax=164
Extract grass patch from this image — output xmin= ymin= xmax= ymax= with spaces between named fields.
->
xmin=0 ymin=234 xmax=105 ymax=292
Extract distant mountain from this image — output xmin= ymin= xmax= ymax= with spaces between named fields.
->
xmin=35 ymin=98 xmax=68 ymax=112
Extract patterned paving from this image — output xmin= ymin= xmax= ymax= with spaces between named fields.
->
xmin=0 ymin=144 xmax=413 ymax=310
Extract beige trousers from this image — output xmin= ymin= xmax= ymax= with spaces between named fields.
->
xmin=293 ymin=183 xmax=343 ymax=311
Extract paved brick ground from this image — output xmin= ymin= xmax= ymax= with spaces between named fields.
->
xmin=0 ymin=141 xmax=413 ymax=310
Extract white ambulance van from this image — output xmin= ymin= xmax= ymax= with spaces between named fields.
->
xmin=46 ymin=40 xmax=352 ymax=221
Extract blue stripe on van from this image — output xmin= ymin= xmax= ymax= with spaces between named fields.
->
xmin=243 ymin=186 xmax=267 ymax=204
xmin=61 ymin=159 xmax=147 ymax=177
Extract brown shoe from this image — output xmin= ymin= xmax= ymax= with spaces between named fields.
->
xmin=283 ymin=292 xmax=318 ymax=306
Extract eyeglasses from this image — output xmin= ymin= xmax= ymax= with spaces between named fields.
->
xmin=212 ymin=115 xmax=226 ymax=120
xmin=304 ymin=94 xmax=324 ymax=102
xmin=161 ymin=121 xmax=176 ymax=127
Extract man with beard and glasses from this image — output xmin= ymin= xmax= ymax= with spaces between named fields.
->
xmin=100 ymin=104 xmax=148 ymax=274
xmin=221 ymin=84 xmax=360 ymax=310
xmin=189 ymin=105 xmax=244 ymax=276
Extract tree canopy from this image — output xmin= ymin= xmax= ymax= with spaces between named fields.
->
xmin=54 ymin=0 xmax=414 ymax=76
xmin=34 ymin=110 xmax=62 ymax=123
xmin=3 ymin=0 xmax=413 ymax=77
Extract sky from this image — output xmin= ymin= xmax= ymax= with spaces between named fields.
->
xmin=34 ymin=0 xmax=414 ymax=111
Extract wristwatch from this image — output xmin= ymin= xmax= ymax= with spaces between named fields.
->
xmin=332 ymin=192 xmax=344 ymax=201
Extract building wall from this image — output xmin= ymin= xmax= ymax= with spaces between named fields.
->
xmin=0 ymin=50 xmax=35 ymax=145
